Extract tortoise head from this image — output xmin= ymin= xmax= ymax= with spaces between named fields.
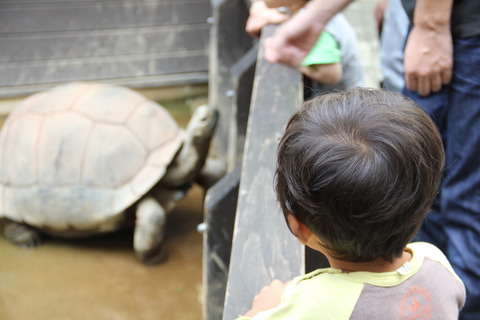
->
xmin=185 ymin=105 xmax=219 ymax=141
xmin=159 ymin=105 xmax=219 ymax=187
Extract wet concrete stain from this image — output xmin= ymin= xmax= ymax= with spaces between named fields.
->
xmin=0 ymin=185 xmax=205 ymax=320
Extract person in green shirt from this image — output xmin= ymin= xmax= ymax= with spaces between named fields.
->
xmin=246 ymin=0 xmax=364 ymax=90
xmin=238 ymin=88 xmax=465 ymax=319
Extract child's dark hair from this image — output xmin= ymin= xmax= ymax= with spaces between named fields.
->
xmin=275 ymin=88 xmax=444 ymax=262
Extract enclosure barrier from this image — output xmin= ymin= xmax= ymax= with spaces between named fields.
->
xmin=203 ymin=18 xmax=312 ymax=319
xmin=221 ymin=25 xmax=304 ymax=320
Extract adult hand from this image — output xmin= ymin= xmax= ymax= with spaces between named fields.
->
xmin=404 ymin=25 xmax=453 ymax=96
xmin=264 ymin=8 xmax=324 ymax=67
xmin=264 ymin=0 xmax=352 ymax=67
xmin=246 ymin=1 xmax=290 ymax=38
xmin=244 ymin=279 xmax=291 ymax=317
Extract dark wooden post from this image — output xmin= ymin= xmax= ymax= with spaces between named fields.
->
xmin=208 ymin=0 xmax=253 ymax=170
xmin=229 ymin=45 xmax=258 ymax=168
xmin=203 ymin=167 xmax=241 ymax=320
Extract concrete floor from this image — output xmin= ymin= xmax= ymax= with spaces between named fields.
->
xmin=0 ymin=185 xmax=206 ymax=320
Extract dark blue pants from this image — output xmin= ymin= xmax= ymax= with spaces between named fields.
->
xmin=407 ymin=35 xmax=480 ymax=320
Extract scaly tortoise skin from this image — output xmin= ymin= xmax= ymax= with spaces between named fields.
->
xmin=0 ymin=82 xmax=218 ymax=264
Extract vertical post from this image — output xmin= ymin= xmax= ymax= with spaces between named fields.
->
xmin=203 ymin=167 xmax=241 ymax=320
xmin=230 ymin=45 xmax=258 ymax=168
xmin=209 ymin=0 xmax=253 ymax=170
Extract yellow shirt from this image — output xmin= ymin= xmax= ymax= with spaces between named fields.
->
xmin=237 ymin=242 xmax=465 ymax=320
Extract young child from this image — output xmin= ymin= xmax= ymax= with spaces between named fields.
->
xmin=238 ymin=88 xmax=465 ymax=319
xmin=246 ymin=0 xmax=365 ymax=92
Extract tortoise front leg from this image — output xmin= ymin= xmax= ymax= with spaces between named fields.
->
xmin=133 ymin=197 xmax=167 ymax=265
xmin=1 ymin=219 xmax=42 ymax=248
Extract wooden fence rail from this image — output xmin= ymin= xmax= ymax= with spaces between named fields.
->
xmin=221 ymin=25 xmax=303 ymax=320
xmin=203 ymin=22 xmax=308 ymax=320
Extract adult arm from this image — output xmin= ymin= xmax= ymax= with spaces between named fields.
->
xmin=264 ymin=0 xmax=353 ymax=67
xmin=403 ymin=0 xmax=453 ymax=96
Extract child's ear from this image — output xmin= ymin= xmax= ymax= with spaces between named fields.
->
xmin=286 ymin=213 xmax=313 ymax=245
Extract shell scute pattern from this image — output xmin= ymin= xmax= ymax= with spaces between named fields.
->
xmin=0 ymin=82 xmax=185 ymax=231
xmin=0 ymin=113 xmax=42 ymax=186
xmin=71 ymin=83 xmax=142 ymax=123
xmin=82 ymin=123 xmax=147 ymax=188
xmin=38 ymin=113 xmax=92 ymax=186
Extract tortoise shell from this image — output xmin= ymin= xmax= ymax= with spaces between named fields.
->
xmin=0 ymin=82 xmax=185 ymax=232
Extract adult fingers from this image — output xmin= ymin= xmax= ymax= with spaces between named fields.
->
xmin=417 ymin=77 xmax=431 ymax=97
xmin=245 ymin=20 xmax=262 ymax=38
xmin=405 ymin=73 xmax=418 ymax=93
xmin=442 ymin=67 xmax=452 ymax=85
xmin=264 ymin=38 xmax=303 ymax=67
xmin=264 ymin=37 xmax=282 ymax=63
xmin=430 ymin=73 xmax=443 ymax=93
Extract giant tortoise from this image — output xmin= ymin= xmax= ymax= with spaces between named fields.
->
xmin=0 ymin=82 xmax=221 ymax=264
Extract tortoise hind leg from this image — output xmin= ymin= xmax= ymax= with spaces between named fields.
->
xmin=133 ymin=197 xmax=168 ymax=265
xmin=1 ymin=219 xmax=42 ymax=247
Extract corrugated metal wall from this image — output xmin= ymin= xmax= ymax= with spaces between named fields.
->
xmin=0 ymin=0 xmax=211 ymax=97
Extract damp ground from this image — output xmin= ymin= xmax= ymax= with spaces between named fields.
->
xmin=0 ymin=185 xmax=206 ymax=320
